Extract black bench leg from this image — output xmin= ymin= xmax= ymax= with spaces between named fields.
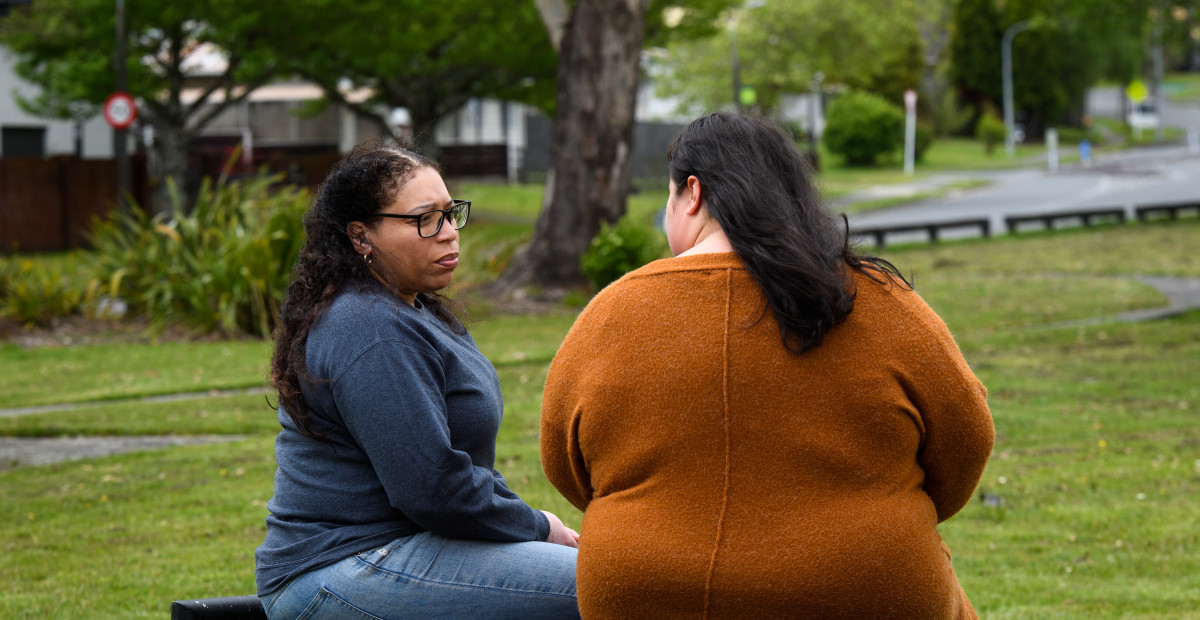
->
xmin=170 ymin=596 xmax=267 ymax=620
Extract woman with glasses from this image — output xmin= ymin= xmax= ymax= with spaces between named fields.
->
xmin=256 ymin=145 xmax=580 ymax=619
xmin=540 ymin=113 xmax=993 ymax=619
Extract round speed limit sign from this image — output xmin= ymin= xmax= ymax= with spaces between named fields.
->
xmin=103 ymin=92 xmax=138 ymax=130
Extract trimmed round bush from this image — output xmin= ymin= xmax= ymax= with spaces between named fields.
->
xmin=822 ymin=91 xmax=905 ymax=166
xmin=580 ymin=214 xmax=668 ymax=291
xmin=976 ymin=112 xmax=1007 ymax=155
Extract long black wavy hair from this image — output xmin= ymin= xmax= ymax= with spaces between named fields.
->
xmin=270 ymin=145 xmax=464 ymax=438
xmin=667 ymin=112 xmax=911 ymax=354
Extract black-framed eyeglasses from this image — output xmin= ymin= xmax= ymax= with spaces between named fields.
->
xmin=371 ymin=200 xmax=471 ymax=238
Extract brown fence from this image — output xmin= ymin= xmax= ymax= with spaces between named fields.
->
xmin=0 ymin=155 xmax=148 ymax=253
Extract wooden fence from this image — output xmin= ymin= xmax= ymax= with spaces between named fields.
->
xmin=0 ymin=155 xmax=148 ymax=253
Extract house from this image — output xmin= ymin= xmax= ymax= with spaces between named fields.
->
xmin=0 ymin=46 xmax=115 ymax=159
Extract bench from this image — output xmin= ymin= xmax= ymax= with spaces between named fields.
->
xmin=851 ymin=218 xmax=991 ymax=250
xmin=170 ymin=595 xmax=266 ymax=620
xmin=1136 ymin=202 xmax=1200 ymax=221
xmin=1005 ymin=207 xmax=1126 ymax=233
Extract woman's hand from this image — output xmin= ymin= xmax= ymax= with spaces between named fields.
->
xmin=541 ymin=510 xmax=580 ymax=548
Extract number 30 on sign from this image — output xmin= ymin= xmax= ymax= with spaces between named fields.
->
xmin=103 ymin=92 xmax=138 ymax=130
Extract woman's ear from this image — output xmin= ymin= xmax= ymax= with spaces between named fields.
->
xmin=685 ymin=175 xmax=704 ymax=215
xmin=346 ymin=222 xmax=371 ymax=256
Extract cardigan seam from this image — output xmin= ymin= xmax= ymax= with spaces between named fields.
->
xmin=702 ymin=267 xmax=735 ymax=618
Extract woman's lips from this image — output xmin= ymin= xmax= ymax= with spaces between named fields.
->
xmin=435 ymin=254 xmax=459 ymax=269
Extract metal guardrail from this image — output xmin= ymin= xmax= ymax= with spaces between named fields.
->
xmin=851 ymin=198 xmax=1198 ymax=249
xmin=1136 ymin=202 xmax=1200 ymax=221
xmin=852 ymin=218 xmax=991 ymax=250
xmin=1005 ymin=208 xmax=1126 ymax=233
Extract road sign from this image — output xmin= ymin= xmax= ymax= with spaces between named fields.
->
xmin=1125 ymin=80 xmax=1147 ymax=104
xmin=903 ymin=90 xmax=917 ymax=176
xmin=103 ymin=92 xmax=137 ymax=130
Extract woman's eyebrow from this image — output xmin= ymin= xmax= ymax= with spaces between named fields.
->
xmin=404 ymin=201 xmax=440 ymax=214
xmin=405 ymin=199 xmax=453 ymax=214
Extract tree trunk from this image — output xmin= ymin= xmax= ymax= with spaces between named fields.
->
xmin=409 ymin=115 xmax=439 ymax=160
xmin=150 ymin=121 xmax=191 ymax=215
xmin=497 ymin=0 xmax=648 ymax=292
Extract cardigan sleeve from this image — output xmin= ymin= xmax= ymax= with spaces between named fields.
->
xmin=540 ymin=316 xmax=596 ymax=513
xmin=901 ymin=298 xmax=995 ymax=522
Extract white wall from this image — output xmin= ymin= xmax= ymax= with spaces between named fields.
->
xmin=1 ymin=47 xmax=114 ymax=158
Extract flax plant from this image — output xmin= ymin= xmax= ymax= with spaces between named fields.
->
xmin=87 ymin=170 xmax=308 ymax=338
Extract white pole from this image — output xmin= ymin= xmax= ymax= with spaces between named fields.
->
xmin=1046 ymin=127 xmax=1058 ymax=173
xmin=903 ymin=90 xmax=917 ymax=176
xmin=1002 ymin=20 xmax=1031 ymax=158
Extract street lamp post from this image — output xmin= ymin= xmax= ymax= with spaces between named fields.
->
xmin=729 ymin=0 xmax=765 ymax=109
xmin=1002 ymin=20 xmax=1031 ymax=157
xmin=115 ymin=0 xmax=131 ymax=211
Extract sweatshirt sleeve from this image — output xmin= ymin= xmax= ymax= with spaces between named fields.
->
xmin=540 ymin=319 xmax=595 ymax=512
xmin=332 ymin=338 xmax=550 ymax=542
xmin=901 ymin=298 xmax=995 ymax=522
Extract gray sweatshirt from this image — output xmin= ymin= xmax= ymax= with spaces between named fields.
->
xmin=255 ymin=286 xmax=549 ymax=595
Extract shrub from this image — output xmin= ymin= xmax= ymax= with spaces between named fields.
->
xmin=976 ymin=112 xmax=1007 ymax=155
xmin=822 ymin=91 xmax=905 ymax=166
xmin=580 ymin=214 xmax=669 ymax=291
xmin=87 ymin=171 xmax=309 ymax=338
xmin=0 ymin=255 xmax=101 ymax=327
xmin=1056 ymin=126 xmax=1105 ymax=147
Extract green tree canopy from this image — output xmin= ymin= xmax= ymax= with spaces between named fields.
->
xmin=273 ymin=0 xmax=559 ymax=157
xmin=0 ymin=0 xmax=293 ymax=210
xmin=948 ymin=0 xmax=1151 ymax=135
xmin=652 ymin=0 xmax=927 ymax=115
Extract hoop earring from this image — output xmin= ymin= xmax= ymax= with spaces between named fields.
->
xmin=363 ymin=253 xmax=373 ymax=265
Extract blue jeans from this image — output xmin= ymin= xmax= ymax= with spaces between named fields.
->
xmin=259 ymin=531 xmax=580 ymax=620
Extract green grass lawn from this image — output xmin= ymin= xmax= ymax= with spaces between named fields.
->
xmin=1165 ymin=72 xmax=1200 ymax=103
xmin=3 ymin=216 xmax=1199 ymax=617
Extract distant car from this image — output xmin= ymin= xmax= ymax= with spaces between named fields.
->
xmin=1127 ymin=102 xmax=1159 ymax=130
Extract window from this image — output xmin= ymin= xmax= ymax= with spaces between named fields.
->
xmin=1 ymin=126 xmax=46 ymax=158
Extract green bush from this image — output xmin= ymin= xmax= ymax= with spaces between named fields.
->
xmin=1055 ymin=126 xmax=1105 ymax=146
xmin=580 ymin=214 xmax=669 ymax=291
xmin=976 ymin=112 xmax=1007 ymax=155
xmin=822 ymin=91 xmax=905 ymax=166
xmin=87 ymin=171 xmax=309 ymax=338
xmin=0 ymin=255 xmax=101 ymax=327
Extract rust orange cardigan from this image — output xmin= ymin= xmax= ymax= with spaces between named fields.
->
xmin=541 ymin=252 xmax=994 ymax=619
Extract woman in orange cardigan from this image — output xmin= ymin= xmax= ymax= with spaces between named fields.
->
xmin=540 ymin=113 xmax=994 ymax=619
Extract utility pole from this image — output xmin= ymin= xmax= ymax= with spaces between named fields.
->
xmin=114 ymin=0 xmax=130 ymax=212
xmin=728 ymin=0 xmax=765 ymax=109
xmin=1002 ymin=20 xmax=1031 ymax=158
xmin=1152 ymin=2 xmax=1166 ymax=143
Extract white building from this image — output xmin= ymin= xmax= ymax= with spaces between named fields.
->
xmin=0 ymin=46 xmax=114 ymax=158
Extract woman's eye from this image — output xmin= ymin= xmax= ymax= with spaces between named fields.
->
xmin=418 ymin=213 xmax=438 ymax=227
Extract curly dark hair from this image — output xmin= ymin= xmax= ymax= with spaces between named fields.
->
xmin=270 ymin=144 xmax=464 ymax=438
xmin=667 ymin=112 xmax=911 ymax=354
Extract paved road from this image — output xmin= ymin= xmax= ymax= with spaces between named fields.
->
xmin=847 ymin=144 xmax=1199 ymax=244
xmin=1088 ymin=85 xmax=1200 ymax=132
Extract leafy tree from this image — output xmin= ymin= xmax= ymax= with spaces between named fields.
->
xmin=498 ymin=0 xmax=737 ymax=291
xmin=653 ymin=0 xmax=927 ymax=115
xmin=947 ymin=0 xmax=1003 ymax=115
xmin=948 ymin=0 xmax=1151 ymax=137
xmin=275 ymin=1 xmax=558 ymax=157
xmin=0 ymin=0 xmax=291 ymax=212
